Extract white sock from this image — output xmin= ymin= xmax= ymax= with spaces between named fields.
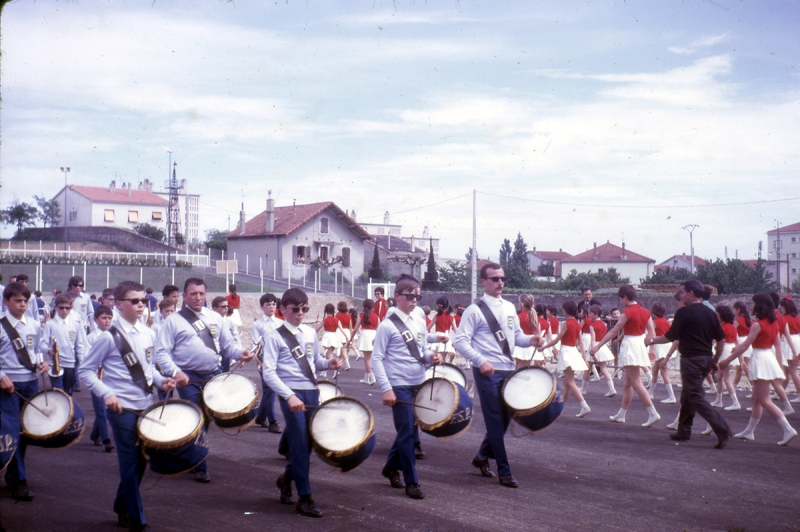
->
xmin=649 ymin=381 xmax=658 ymax=398
xmin=592 ymin=366 xmax=600 ymax=379
xmin=736 ymin=417 xmax=760 ymax=438
xmin=665 ymin=383 xmax=675 ymax=401
xmin=777 ymin=416 xmax=797 ymax=445
xmin=607 ymin=380 xmax=616 ymax=393
xmin=577 ymin=401 xmax=591 ymax=418
xmin=610 ymin=407 xmax=627 ymax=421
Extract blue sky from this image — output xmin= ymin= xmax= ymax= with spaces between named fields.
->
xmin=2 ymin=1 xmax=799 ymax=266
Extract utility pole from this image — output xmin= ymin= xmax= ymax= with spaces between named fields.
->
xmin=682 ymin=224 xmax=699 ymax=273
xmin=471 ymin=189 xmax=477 ymax=302
xmin=61 ymin=166 xmax=70 ymax=250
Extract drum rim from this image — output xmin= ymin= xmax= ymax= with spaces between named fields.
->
xmin=412 ymin=378 xmax=460 ymax=431
xmin=202 ymin=372 xmax=258 ymax=421
xmin=316 ymin=379 xmax=344 ymax=404
xmin=20 ymin=388 xmax=73 ymax=440
xmin=309 ymin=396 xmax=374 ymax=458
xmin=425 ymin=362 xmax=467 ymax=387
xmin=501 ymin=366 xmax=557 ymax=417
xmin=138 ymin=399 xmax=204 ymax=450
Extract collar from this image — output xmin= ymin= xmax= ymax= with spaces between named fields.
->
xmin=394 ymin=309 xmax=412 ymax=323
xmin=116 ymin=317 xmax=140 ymax=334
xmin=54 ymin=314 xmax=70 ymax=325
xmin=262 ymin=314 xmax=279 ymax=323
xmin=6 ymin=314 xmax=26 ymax=327
xmin=483 ymin=294 xmax=503 ymax=306
xmin=283 ymin=321 xmax=301 ymax=335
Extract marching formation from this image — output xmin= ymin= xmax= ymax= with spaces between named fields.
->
xmin=0 ymin=265 xmax=798 ymax=531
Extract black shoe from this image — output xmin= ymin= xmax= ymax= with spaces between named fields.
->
xmin=669 ymin=433 xmax=690 ymax=442
xmin=91 ymin=434 xmax=102 ymax=447
xmin=471 ymin=455 xmax=495 ymax=478
xmin=276 ymin=473 xmax=295 ymax=504
xmin=11 ymin=481 xmax=34 ymax=501
xmin=194 ymin=470 xmax=211 ymax=483
xmin=414 ymin=442 xmax=425 ymax=459
xmin=268 ymin=421 xmax=283 ymax=434
xmin=381 ymin=465 xmax=404 ymax=489
xmin=498 ymin=474 xmax=519 ymax=488
xmin=715 ymin=430 xmax=732 ymax=450
xmin=117 ymin=513 xmax=130 ymax=528
xmin=255 ymin=418 xmax=269 ymax=429
xmin=296 ymin=495 xmax=323 ymax=518
xmin=103 ymin=439 xmax=115 ymax=453
xmin=130 ymin=525 xmax=151 ymax=532
xmin=405 ymin=483 xmax=425 ymax=499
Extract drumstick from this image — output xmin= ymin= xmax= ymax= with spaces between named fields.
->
xmin=394 ymin=400 xmax=438 ymax=412
xmin=123 ymin=408 xmax=167 ymax=426
xmin=430 ymin=365 xmax=436 ymax=400
xmin=159 ymin=386 xmax=173 ymax=420
xmin=14 ymin=391 xmax=50 ymax=418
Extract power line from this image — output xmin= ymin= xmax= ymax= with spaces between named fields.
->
xmin=478 ymin=191 xmax=800 ymax=209
xmin=356 ymin=192 xmax=472 ymax=220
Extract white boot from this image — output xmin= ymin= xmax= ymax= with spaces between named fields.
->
xmin=782 ymin=401 xmax=795 ymax=416
xmin=701 ymin=423 xmax=713 ymax=436
xmin=661 ymin=384 xmax=676 ymax=404
xmin=666 ymin=412 xmax=680 ymax=431
xmin=710 ymin=392 xmax=723 ymax=408
xmin=642 ymin=405 xmax=661 ymax=427
xmin=359 ymin=373 xmax=370 ymax=384
xmin=734 ymin=417 xmax=759 ymax=441
xmin=609 ymin=408 xmax=627 ymax=423
xmin=576 ymin=401 xmax=591 ymax=418
xmin=605 ymin=380 xmax=617 ymax=397
xmin=368 ymin=372 xmax=376 ymax=385
xmin=777 ymin=416 xmax=797 ymax=446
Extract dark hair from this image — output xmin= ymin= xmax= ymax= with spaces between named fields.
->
xmin=324 ymin=303 xmax=335 ymax=315
xmin=260 ymin=292 xmax=278 ymax=306
xmin=617 ymin=285 xmax=637 ymax=301
xmin=702 ymin=284 xmax=714 ymax=300
xmin=54 ymin=292 xmax=74 ymax=306
xmin=386 ymin=297 xmax=396 ymax=307
xmin=732 ymin=301 xmax=751 ymax=327
xmin=34 ymin=290 xmax=42 ymax=298
xmin=101 ymin=288 xmax=114 ymax=300
xmin=716 ymin=304 xmax=735 ymax=324
xmin=581 ymin=286 xmax=592 ymax=294
xmin=768 ymin=292 xmax=781 ymax=309
xmin=162 ymin=284 xmax=179 ymax=297
xmin=114 ymin=281 xmax=145 ymax=302
xmin=546 ymin=304 xmax=558 ymax=316
xmin=16 ymin=274 xmax=29 ymax=283
xmin=212 ymin=296 xmax=228 ymax=308
xmin=589 ymin=304 xmax=603 ymax=317
xmin=480 ymin=262 xmax=502 ymax=279
xmin=68 ymin=276 xmax=84 ymax=289
xmin=562 ymin=300 xmax=577 ymax=317
xmin=281 ymin=288 xmax=308 ymax=308
xmin=436 ymin=296 xmax=450 ymax=316
xmin=183 ymin=278 xmax=206 ymax=293
xmin=609 ymin=307 xmax=618 ymax=314
xmin=651 ymin=302 xmax=666 ymax=318
xmin=158 ymin=299 xmax=176 ymax=311
xmin=90 ymin=294 xmax=97 ymax=300
xmin=672 ymin=290 xmax=683 ymax=302
xmin=94 ymin=305 xmax=113 ymax=319
xmin=362 ymin=298 xmax=374 ymax=327
xmin=752 ymin=293 xmax=776 ymax=323
xmin=534 ymin=303 xmax=546 ymax=317
xmin=681 ymin=279 xmax=705 ymax=299
xmin=229 ymin=284 xmax=237 ymax=292
xmin=348 ymin=307 xmax=358 ymax=323
xmin=395 ymin=274 xmax=420 ymax=295
xmin=374 ymin=287 xmax=384 ymax=296
xmin=780 ymin=297 xmax=798 ymax=317
xmin=337 ymin=301 xmax=348 ymax=313
xmin=146 ymin=287 xmax=154 ymax=294
xmin=3 ymin=282 xmax=31 ymax=302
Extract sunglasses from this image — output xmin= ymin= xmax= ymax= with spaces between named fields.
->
xmin=121 ymin=298 xmax=146 ymax=305
xmin=288 ymin=306 xmax=310 ymax=314
xmin=486 ymin=276 xmax=506 ymax=283
xmin=398 ymin=293 xmax=423 ymax=301
xmin=72 ymin=284 xmax=84 ymax=288
xmin=214 ymin=304 xmax=229 ymax=309
xmin=57 ymin=306 xmax=72 ymax=311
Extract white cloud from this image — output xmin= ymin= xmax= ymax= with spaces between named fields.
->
xmin=668 ymin=33 xmax=729 ymax=55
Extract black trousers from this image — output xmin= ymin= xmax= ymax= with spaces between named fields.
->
xmin=677 ymin=356 xmax=729 ymax=438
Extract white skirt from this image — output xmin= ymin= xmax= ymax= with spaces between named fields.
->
xmin=748 ymin=348 xmax=784 ymax=381
xmin=788 ymin=334 xmax=800 ymax=362
xmin=514 ymin=345 xmax=534 ymax=361
xmin=654 ymin=343 xmax=671 ymax=361
xmin=581 ymin=333 xmax=592 ymax=361
xmin=321 ymin=331 xmax=341 ymax=349
xmin=558 ymin=345 xmax=588 ymax=372
xmin=433 ymin=339 xmax=455 ymax=354
xmin=721 ymin=342 xmax=739 ymax=367
xmin=593 ymin=344 xmax=615 ymax=363
xmin=358 ymin=329 xmax=377 ymax=352
xmin=230 ymin=308 xmax=242 ymax=327
xmin=336 ymin=329 xmax=350 ymax=346
xmin=619 ymin=334 xmax=650 ymax=368
xmin=738 ymin=337 xmax=753 ymax=359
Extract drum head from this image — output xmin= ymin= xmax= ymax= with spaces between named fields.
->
xmin=414 ymin=379 xmax=457 ymax=426
xmin=317 ymin=381 xmax=343 ymax=404
xmin=139 ymin=401 xmax=203 ymax=448
xmin=203 ymin=373 xmax=257 ymax=417
xmin=425 ymin=363 xmax=467 ymax=389
xmin=310 ymin=397 xmax=372 ymax=453
xmin=21 ymin=389 xmax=72 ymax=439
xmin=502 ymin=367 xmax=556 ymax=413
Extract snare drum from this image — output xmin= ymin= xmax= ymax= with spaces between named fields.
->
xmin=413 ymin=378 xmax=473 ymax=438
xmin=138 ymin=400 xmax=209 ymax=475
xmin=425 ymin=363 xmax=467 ymax=389
xmin=20 ymin=388 xmax=86 ymax=449
xmin=317 ymin=380 xmax=344 ymax=404
xmin=309 ymin=396 xmax=376 ymax=472
xmin=202 ymin=372 xmax=258 ymax=430
xmin=501 ymin=367 xmax=563 ymax=433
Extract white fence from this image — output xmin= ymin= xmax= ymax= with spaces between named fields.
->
xmin=1 ymin=240 xmax=210 ymax=268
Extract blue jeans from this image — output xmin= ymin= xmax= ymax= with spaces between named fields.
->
xmin=0 ymin=379 xmax=39 ymax=487
xmin=472 ymin=367 xmax=513 ymax=477
xmin=386 ymin=386 xmax=420 ymax=485
xmin=256 ymin=382 xmax=278 ymax=423
xmin=279 ymin=389 xmax=319 ymax=497
xmin=51 ymin=367 xmax=77 ymax=395
xmin=90 ymin=392 xmax=111 ymax=442
xmin=107 ymin=410 xmax=147 ymax=526
xmin=177 ymin=369 xmax=221 ymax=472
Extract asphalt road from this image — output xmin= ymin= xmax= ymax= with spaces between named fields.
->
xmin=1 ymin=364 xmax=798 ymax=532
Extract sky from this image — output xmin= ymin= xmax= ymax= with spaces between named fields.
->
xmin=1 ymin=0 xmax=799 ymax=266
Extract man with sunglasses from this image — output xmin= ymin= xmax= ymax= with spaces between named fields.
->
xmin=154 ymin=278 xmax=253 ymax=483
xmin=67 ymin=276 xmax=93 ymax=332
xmin=262 ymin=288 xmax=342 ymax=518
xmin=454 ymin=262 xmax=541 ymax=488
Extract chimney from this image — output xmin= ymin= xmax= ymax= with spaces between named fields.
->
xmin=350 ymin=209 xmax=357 ymax=221
xmin=622 ymin=241 xmax=627 ymax=260
xmin=110 ymin=180 xmax=116 ymax=193
xmin=411 ymin=235 xmax=416 ymax=252
xmin=423 ymin=226 xmax=429 ymax=239
xmin=266 ymin=190 xmax=275 ymax=233
xmin=238 ymin=203 xmax=246 ymax=235
xmin=127 ymin=182 xmax=132 ymax=196
xmin=384 ymin=211 xmax=390 ymax=225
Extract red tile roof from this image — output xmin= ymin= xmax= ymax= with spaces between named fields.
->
xmin=64 ymin=185 xmax=168 ymax=206
xmin=562 ymin=241 xmax=655 ymax=263
xmin=529 ymin=250 xmax=572 ymax=260
xmin=227 ymin=201 xmax=370 ymax=240
xmin=767 ymin=221 xmax=800 ymax=234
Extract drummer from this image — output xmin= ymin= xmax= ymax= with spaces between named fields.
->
xmin=251 ymin=293 xmax=284 ymax=433
xmin=373 ymin=274 xmax=444 ymax=500
xmin=0 ymin=282 xmax=49 ymax=501
xmin=80 ymin=281 xmax=177 ymax=532
xmin=453 ymin=263 xmax=541 ymax=489
xmin=261 ymin=288 xmax=343 ymax=518
xmin=153 ymin=278 xmax=253 ymax=483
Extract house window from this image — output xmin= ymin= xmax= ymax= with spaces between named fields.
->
xmin=320 ymin=246 xmax=329 ymax=261
xmin=69 ymin=211 xmax=77 ymax=221
xmin=342 ymin=247 xmax=351 ymax=267
xmin=152 ymin=211 xmax=163 ymax=221
xmin=793 ymin=268 xmax=797 ymax=274
xmin=104 ymin=209 xmax=115 ymax=222
xmin=793 ymin=253 xmax=797 ymax=258
xmin=320 ymin=217 xmax=329 ymax=234
xmin=598 ymin=268 xmax=604 ymax=274
xmin=293 ymin=245 xmax=309 ymax=264
xmin=128 ymin=211 xmax=139 ymax=223
xmin=792 ymin=237 xmax=797 ymax=243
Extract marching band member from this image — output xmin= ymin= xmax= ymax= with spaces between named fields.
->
xmin=39 ymin=292 xmax=87 ymax=395
xmin=251 ymin=293 xmax=283 ymax=433
xmin=86 ymin=305 xmax=116 ymax=452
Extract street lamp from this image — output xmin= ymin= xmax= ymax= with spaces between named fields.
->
xmin=61 ymin=166 xmax=70 ymax=250
xmin=682 ymin=224 xmax=699 ymax=273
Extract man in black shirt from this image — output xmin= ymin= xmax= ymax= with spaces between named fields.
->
xmin=648 ymin=280 xmax=731 ymax=449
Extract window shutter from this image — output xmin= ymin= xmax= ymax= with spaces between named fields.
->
xmin=342 ymin=247 xmax=351 ymax=267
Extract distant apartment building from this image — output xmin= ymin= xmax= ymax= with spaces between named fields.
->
xmin=138 ymin=178 xmax=201 ymax=246
xmin=767 ymin=221 xmax=800 ymax=290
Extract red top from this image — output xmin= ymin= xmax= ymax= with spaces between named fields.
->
xmin=454 ymin=314 xmax=462 ymax=327
xmin=653 ymin=317 xmax=671 ymax=336
xmin=518 ymin=310 xmax=535 ymax=335
xmin=590 ymin=319 xmax=607 ymax=340
xmin=735 ymin=315 xmax=750 ymax=337
xmin=538 ymin=316 xmax=550 ymax=335
xmin=549 ymin=316 xmax=560 ymax=336
xmin=336 ymin=312 xmax=351 ymax=329
xmin=785 ymin=315 xmax=800 ymax=335
xmin=226 ymin=293 xmax=241 ymax=309
xmin=623 ymin=304 xmax=651 ymax=335
xmin=374 ymin=298 xmax=388 ymax=321
xmin=753 ymin=318 xmax=780 ymax=349
xmin=581 ymin=317 xmax=592 ymax=334
xmin=425 ymin=316 xmax=431 ymax=327
xmin=776 ymin=313 xmax=786 ymax=335
xmin=360 ymin=312 xmax=378 ymax=330
xmin=323 ymin=316 xmax=339 ymax=332
xmin=561 ymin=318 xmax=581 ymax=347
xmin=275 ymin=308 xmax=285 ymax=320
xmin=433 ymin=313 xmax=454 ymax=333
xmin=721 ymin=322 xmax=738 ymax=343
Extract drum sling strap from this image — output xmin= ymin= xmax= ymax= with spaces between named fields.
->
xmin=109 ymin=326 xmax=153 ymax=394
xmin=178 ymin=307 xmax=218 ymax=354
xmin=0 ymin=317 xmax=36 ymax=372
xmin=388 ymin=314 xmax=424 ymax=364
xmin=475 ymin=300 xmax=512 ymax=359
xmin=276 ymin=325 xmax=317 ymax=385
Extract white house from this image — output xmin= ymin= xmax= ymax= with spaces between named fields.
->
xmin=656 ymin=253 xmax=708 ymax=274
xmin=526 ymin=248 xmax=572 ymax=279
xmin=52 ymin=181 xmax=168 ymax=232
xmin=357 ymin=210 xmax=440 ymax=259
xmin=226 ymin=198 xmax=370 ymax=281
xmin=767 ymin=221 xmax=800 ymax=290
xmin=561 ymin=241 xmax=655 ymax=284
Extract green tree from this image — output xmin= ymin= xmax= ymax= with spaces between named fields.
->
xmin=368 ymin=243 xmax=384 ymax=280
xmin=421 ymin=241 xmax=440 ymax=290
xmin=559 ymin=268 xmax=629 ymax=291
xmin=640 ymin=267 xmax=694 ymax=285
xmin=437 ymin=260 xmax=470 ymax=292
xmin=134 ymin=223 xmax=165 ymax=242
xmin=204 ymin=229 xmax=228 ymax=250
xmin=33 ymin=195 xmax=61 ymax=228
xmin=2 ymin=201 xmax=38 ymax=235
xmin=498 ymin=239 xmax=512 ymax=269
xmin=695 ymin=258 xmax=777 ymax=295
xmin=504 ymin=232 xmax=533 ymax=288
xmin=174 ymin=232 xmax=186 ymax=246
xmin=537 ymin=262 xmax=555 ymax=277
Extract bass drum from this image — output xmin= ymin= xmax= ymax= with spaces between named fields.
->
xmin=138 ymin=400 xmax=209 ymax=475
xmin=413 ymin=378 xmax=472 ymax=438
xmin=203 ymin=372 xmax=258 ymax=431
xmin=424 ymin=363 xmax=467 ymax=389
xmin=501 ymin=367 xmax=563 ymax=433
xmin=317 ymin=380 xmax=344 ymax=404
xmin=309 ymin=396 xmax=375 ymax=473
xmin=20 ymin=388 xmax=85 ymax=449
